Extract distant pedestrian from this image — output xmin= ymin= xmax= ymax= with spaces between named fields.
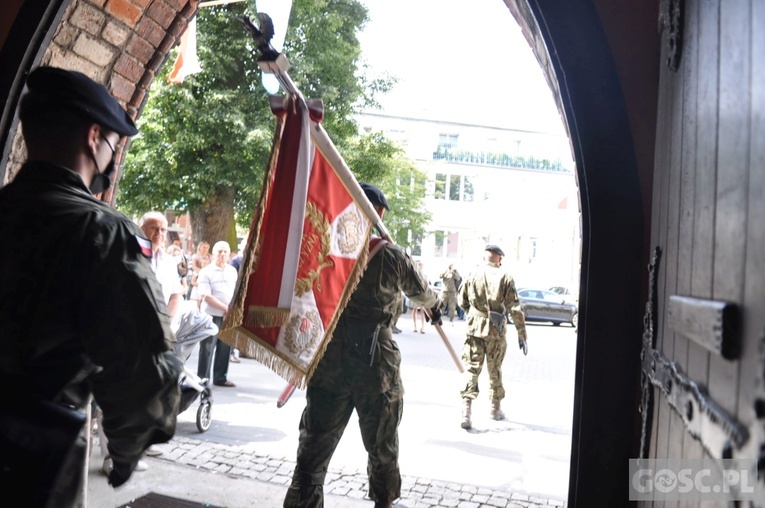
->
xmin=458 ymin=245 xmax=527 ymax=429
xmin=411 ymin=261 xmax=427 ymax=334
xmin=197 ymin=241 xmax=238 ymax=387
xmin=440 ymin=264 xmax=462 ymax=324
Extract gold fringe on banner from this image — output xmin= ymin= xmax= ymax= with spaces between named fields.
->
xmin=223 ymin=325 xmax=310 ymax=388
xmin=220 ymin=111 xmax=285 ymax=338
xmin=245 ymin=306 xmax=291 ymax=328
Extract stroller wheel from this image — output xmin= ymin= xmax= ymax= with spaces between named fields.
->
xmin=196 ymin=400 xmax=212 ymax=432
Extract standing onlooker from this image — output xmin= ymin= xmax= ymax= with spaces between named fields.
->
xmin=167 ymin=244 xmax=189 ymax=297
xmin=196 ymin=241 xmax=238 ymax=387
xmin=139 ymin=211 xmax=186 ymax=321
xmin=228 ymin=246 xmax=244 ymax=362
xmin=440 ymin=264 xmax=462 ymax=325
xmin=457 ymin=245 xmax=528 ymax=429
xmin=188 ymin=241 xmax=211 ymax=305
xmin=411 ymin=261 xmax=427 ymax=334
xmin=283 ymin=183 xmax=442 ymax=508
xmin=0 ymin=66 xmax=183 ymax=504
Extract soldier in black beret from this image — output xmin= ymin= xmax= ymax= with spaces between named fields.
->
xmin=284 ymin=182 xmax=442 ymax=508
xmin=0 ymin=67 xmax=183 ymax=505
xmin=457 ymin=244 xmax=528 ymax=429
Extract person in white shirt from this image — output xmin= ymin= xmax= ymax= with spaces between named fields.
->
xmin=139 ymin=212 xmax=185 ymax=321
xmin=196 ymin=240 xmax=239 ymax=387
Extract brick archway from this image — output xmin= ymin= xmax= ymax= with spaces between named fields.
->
xmin=1 ymin=0 xmax=199 ymax=194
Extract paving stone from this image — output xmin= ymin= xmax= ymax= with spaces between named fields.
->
xmin=470 ymin=494 xmax=489 ymax=504
xmin=440 ymin=497 xmax=461 ymax=507
xmin=486 ymin=496 xmax=509 ymax=507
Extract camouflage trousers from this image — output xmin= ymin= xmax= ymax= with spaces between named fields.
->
xmin=284 ymin=319 xmax=404 ymax=508
xmin=441 ymin=291 xmax=458 ymax=321
xmin=460 ymin=335 xmax=507 ymax=402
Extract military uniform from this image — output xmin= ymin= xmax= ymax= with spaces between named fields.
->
xmin=284 ymin=239 xmax=439 ymax=508
xmin=458 ymin=260 xmax=526 ymax=407
xmin=0 ymin=162 xmax=183 ymax=495
xmin=390 ymin=290 xmax=404 ymax=333
xmin=439 ymin=268 xmax=462 ymax=322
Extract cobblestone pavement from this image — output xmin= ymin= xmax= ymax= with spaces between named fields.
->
xmin=156 ymin=435 xmax=567 ymax=508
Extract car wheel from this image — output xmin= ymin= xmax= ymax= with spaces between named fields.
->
xmin=571 ymin=313 xmax=578 ymax=329
xmin=552 ymin=322 xmax=561 ymax=327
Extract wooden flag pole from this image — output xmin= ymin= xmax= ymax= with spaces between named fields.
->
xmin=241 ymin=15 xmax=464 ymax=408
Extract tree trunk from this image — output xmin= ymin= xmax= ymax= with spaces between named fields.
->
xmin=189 ymin=185 xmax=236 ymax=251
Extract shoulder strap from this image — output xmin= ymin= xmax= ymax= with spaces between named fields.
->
xmin=368 ymin=236 xmax=389 ymax=263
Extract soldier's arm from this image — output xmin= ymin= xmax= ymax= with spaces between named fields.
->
xmin=504 ymin=276 xmax=527 ymax=339
xmin=459 ymin=280 xmax=470 ymax=312
xmin=79 ymin=219 xmax=182 ymax=485
xmin=396 ymin=250 xmax=439 ymax=309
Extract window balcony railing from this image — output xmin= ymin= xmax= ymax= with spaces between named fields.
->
xmin=432 ymin=148 xmax=570 ymax=173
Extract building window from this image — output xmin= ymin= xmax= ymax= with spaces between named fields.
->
xmin=434 ymin=173 xmax=474 ymax=202
xmin=434 ymin=173 xmax=447 ymax=200
xmin=528 ymin=238 xmax=538 ymax=263
xmin=463 ymin=176 xmax=474 ymax=202
xmin=438 ymin=133 xmax=459 ymax=150
xmin=449 ymin=175 xmax=461 ymax=201
xmin=434 ymin=230 xmax=459 ymax=257
xmin=409 ymin=231 xmax=422 ymax=257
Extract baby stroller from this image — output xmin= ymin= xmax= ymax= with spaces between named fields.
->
xmin=174 ymin=307 xmax=217 ymax=432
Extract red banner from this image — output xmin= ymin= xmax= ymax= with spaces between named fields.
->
xmin=220 ymin=96 xmax=372 ymax=387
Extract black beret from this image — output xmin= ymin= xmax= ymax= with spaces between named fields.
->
xmin=360 ymin=182 xmax=390 ymax=211
xmin=23 ymin=66 xmax=138 ymax=136
xmin=485 ymin=244 xmax=505 ymax=256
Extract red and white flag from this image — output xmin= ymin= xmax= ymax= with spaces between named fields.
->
xmin=220 ymin=95 xmax=373 ymax=387
xmin=167 ymin=17 xmax=202 ymax=84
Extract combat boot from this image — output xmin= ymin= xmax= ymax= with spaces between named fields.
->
xmin=461 ymin=398 xmax=472 ymax=429
xmin=490 ymin=400 xmax=505 ymax=421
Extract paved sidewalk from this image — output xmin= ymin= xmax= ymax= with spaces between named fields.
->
xmin=87 ymin=435 xmax=567 ymax=508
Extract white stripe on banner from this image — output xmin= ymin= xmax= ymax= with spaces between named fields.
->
xmin=278 ymin=99 xmax=312 ymax=308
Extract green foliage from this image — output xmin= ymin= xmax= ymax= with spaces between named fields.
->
xmin=343 ymin=132 xmax=431 ymax=248
xmin=118 ymin=3 xmax=272 ymax=231
xmin=117 ymin=0 xmax=427 ymax=247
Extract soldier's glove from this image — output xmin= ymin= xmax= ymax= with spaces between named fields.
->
xmin=518 ymin=331 xmax=528 ymax=356
xmin=426 ymin=306 xmax=443 ymax=326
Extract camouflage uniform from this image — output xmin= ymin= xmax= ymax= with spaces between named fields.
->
xmin=0 ymin=162 xmax=183 ymax=496
xmin=390 ymin=290 xmax=404 ymax=332
xmin=439 ymin=268 xmax=462 ymax=322
xmin=284 ymin=239 xmax=439 ymax=508
xmin=458 ymin=261 xmax=526 ymax=403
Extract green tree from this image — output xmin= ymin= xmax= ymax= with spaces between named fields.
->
xmin=343 ymin=132 xmax=431 ymax=248
xmin=117 ymin=0 xmax=427 ymax=249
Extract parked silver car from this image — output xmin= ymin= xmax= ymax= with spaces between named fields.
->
xmin=512 ymin=288 xmax=578 ymax=327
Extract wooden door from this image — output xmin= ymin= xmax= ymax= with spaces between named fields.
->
xmin=642 ymin=0 xmax=765 ymax=505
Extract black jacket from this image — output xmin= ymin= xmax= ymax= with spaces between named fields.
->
xmin=0 ymin=161 xmax=182 ymax=484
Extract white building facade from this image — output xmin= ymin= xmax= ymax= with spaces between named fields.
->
xmin=358 ymin=112 xmax=581 ymax=290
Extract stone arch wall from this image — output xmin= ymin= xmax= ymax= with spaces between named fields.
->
xmin=3 ymin=0 xmax=199 ymax=198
